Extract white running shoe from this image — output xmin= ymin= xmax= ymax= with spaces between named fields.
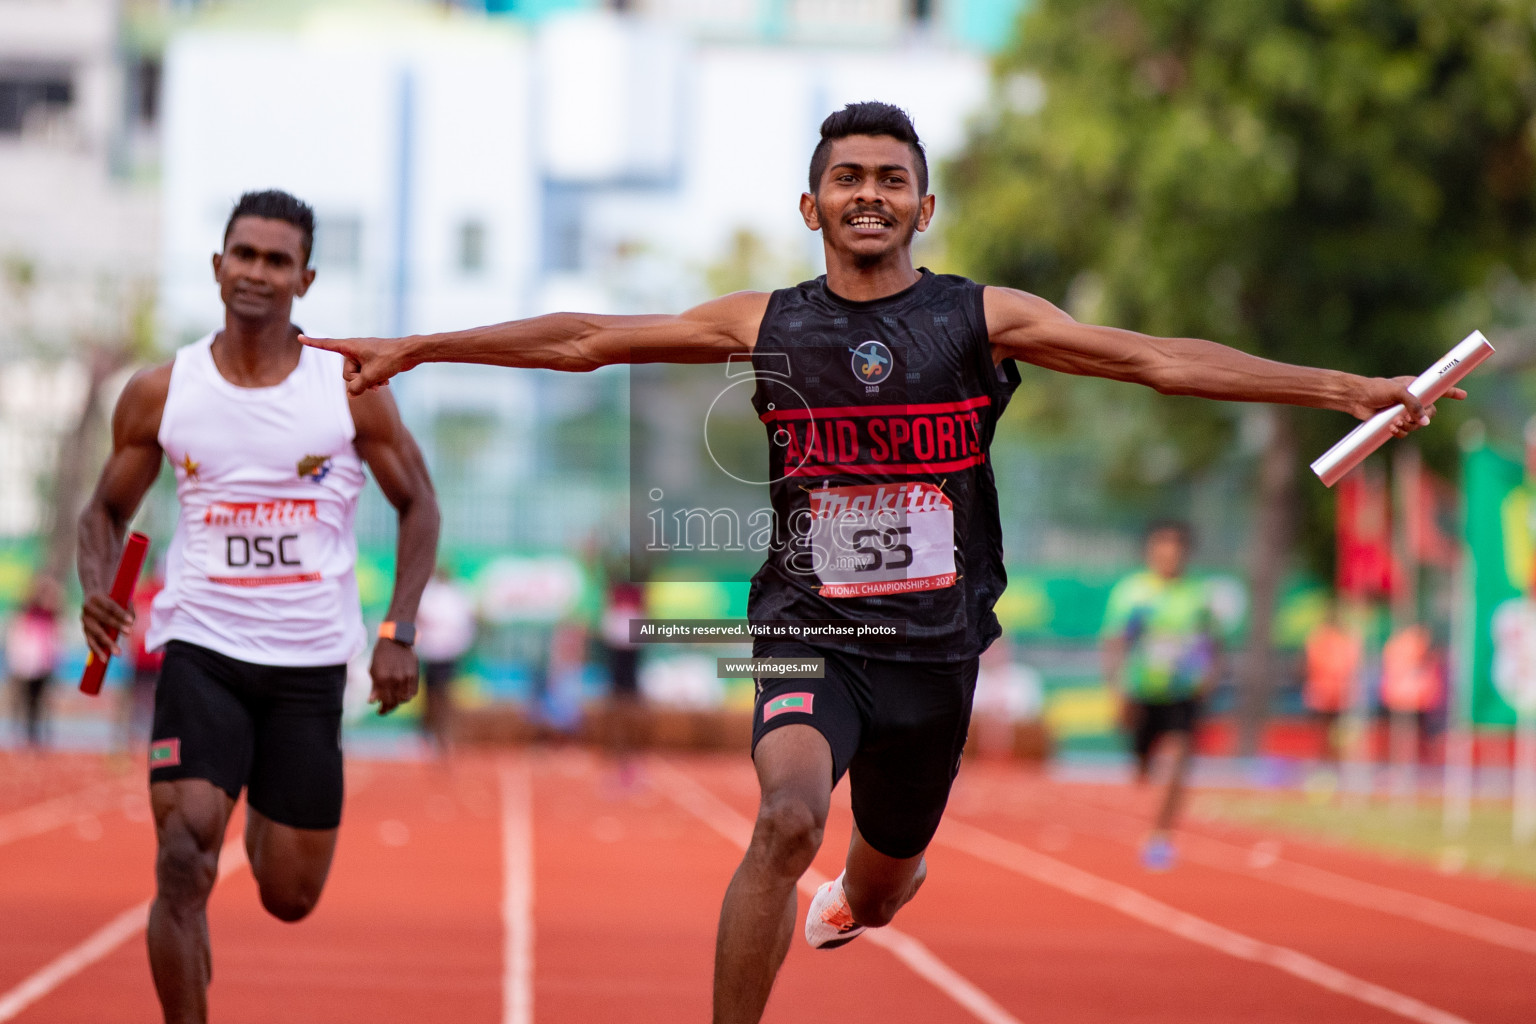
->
xmin=804 ymin=872 xmax=865 ymax=950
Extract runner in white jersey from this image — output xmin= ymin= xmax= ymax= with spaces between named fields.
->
xmin=77 ymin=190 xmax=439 ymax=1024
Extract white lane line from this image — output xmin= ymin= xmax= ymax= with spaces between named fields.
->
xmin=0 ymin=837 xmax=248 ymax=1022
xmin=0 ymin=783 xmax=128 ymax=849
xmin=937 ymin=819 xmax=1475 ymax=1024
xmin=652 ymin=761 xmax=1024 ymax=1024
xmin=1034 ymin=788 xmax=1536 ymax=956
xmin=499 ymin=757 xmax=534 ymax=1024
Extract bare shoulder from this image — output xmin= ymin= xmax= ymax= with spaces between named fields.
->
xmin=122 ymin=361 xmax=173 ymax=400
xmin=347 ymin=383 xmax=406 ymax=445
xmin=112 ymin=361 xmax=173 ymax=443
xmin=679 ymin=290 xmax=773 ymax=349
xmin=981 ymin=285 xmax=1071 ymax=335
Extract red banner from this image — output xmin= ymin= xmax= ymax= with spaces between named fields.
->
xmin=1337 ymin=471 xmax=1394 ymax=597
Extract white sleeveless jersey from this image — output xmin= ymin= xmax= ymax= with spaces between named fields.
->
xmin=146 ymin=333 xmax=367 ymax=666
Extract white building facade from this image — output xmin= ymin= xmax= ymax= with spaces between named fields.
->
xmin=0 ymin=0 xmax=161 ymax=539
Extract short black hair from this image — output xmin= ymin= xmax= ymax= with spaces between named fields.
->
xmin=223 ymin=190 xmax=316 ymax=265
xmin=1144 ymin=519 xmax=1194 ymax=548
xmin=808 ymin=101 xmax=928 ymax=196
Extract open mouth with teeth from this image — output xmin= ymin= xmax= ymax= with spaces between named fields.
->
xmin=847 ymin=213 xmax=892 ymax=231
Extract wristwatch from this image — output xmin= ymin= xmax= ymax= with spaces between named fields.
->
xmin=378 ymin=620 xmax=417 ymax=646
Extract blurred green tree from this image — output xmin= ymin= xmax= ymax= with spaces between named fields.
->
xmin=946 ymin=0 xmax=1536 ymax=751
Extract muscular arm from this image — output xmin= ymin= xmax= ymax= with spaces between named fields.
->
xmin=983 ymin=287 xmax=1462 ymax=428
xmin=77 ymin=365 xmax=170 ymax=659
xmin=304 ymin=291 xmax=772 ymax=397
xmin=349 ymin=387 xmax=441 ymax=714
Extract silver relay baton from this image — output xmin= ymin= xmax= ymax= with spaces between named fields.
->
xmin=1310 ymin=330 xmax=1494 ymax=488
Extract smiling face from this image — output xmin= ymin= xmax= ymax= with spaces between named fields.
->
xmin=800 ymin=134 xmax=935 ymax=268
xmin=212 ymin=216 xmax=315 ymax=325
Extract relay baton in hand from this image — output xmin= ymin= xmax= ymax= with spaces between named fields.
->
xmin=1310 ymin=330 xmax=1494 ymax=488
xmin=80 ymin=531 xmax=150 ymax=696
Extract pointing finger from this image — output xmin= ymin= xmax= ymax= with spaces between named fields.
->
xmin=299 ymin=334 xmax=344 ymax=355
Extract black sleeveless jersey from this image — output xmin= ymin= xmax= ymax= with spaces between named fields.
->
xmin=747 ymin=270 xmax=1019 ymax=662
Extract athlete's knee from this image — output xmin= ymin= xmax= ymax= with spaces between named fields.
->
xmin=154 ymin=830 xmax=220 ymax=910
xmin=151 ymin=781 xmax=232 ymax=910
xmin=750 ymin=792 xmax=825 ymax=877
xmin=256 ymin=878 xmax=322 ymax=923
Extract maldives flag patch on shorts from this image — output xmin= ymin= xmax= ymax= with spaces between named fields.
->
xmin=149 ymin=739 xmax=181 ymax=768
xmin=763 ymin=693 xmax=814 ymax=721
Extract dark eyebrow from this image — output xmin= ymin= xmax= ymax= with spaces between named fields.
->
xmin=230 ymin=242 xmax=295 ymax=262
xmin=829 ymin=161 xmax=912 ymax=176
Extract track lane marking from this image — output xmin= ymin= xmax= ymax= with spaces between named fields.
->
xmin=652 ymin=760 xmax=1025 ymax=1024
xmin=0 ymin=835 xmax=248 ymax=1022
xmin=0 ymin=782 xmax=135 ymax=849
xmin=1025 ymin=785 xmax=1536 ymax=956
xmin=937 ymin=819 xmax=1475 ymax=1024
xmin=499 ymin=757 xmax=534 ymax=1024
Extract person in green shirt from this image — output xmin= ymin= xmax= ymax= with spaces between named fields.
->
xmin=1102 ymin=521 xmax=1220 ymax=870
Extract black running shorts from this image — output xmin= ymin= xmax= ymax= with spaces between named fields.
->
xmin=149 ymin=640 xmax=347 ymax=830
xmin=750 ymin=639 xmax=978 ymax=860
xmin=422 ymin=659 xmax=456 ymax=691
xmin=1127 ymin=696 xmax=1203 ymax=764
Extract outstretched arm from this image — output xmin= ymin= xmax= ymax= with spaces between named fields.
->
xmin=304 ymin=291 xmax=772 ymax=397
xmin=983 ymin=287 xmax=1462 ymax=432
xmin=78 ymin=365 xmax=170 ymax=660
xmin=350 ymin=387 xmax=441 ymax=715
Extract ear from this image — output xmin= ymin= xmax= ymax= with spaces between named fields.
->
xmin=799 ymin=192 xmax=821 ymax=232
xmin=211 ymin=252 xmax=222 ymax=281
xmin=915 ymin=193 xmax=936 ymax=233
xmin=294 ymin=266 xmax=316 ymax=298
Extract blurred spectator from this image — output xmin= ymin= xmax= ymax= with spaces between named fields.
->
xmin=971 ymin=636 xmax=1045 ymax=759
xmin=1102 ymin=521 xmax=1219 ymax=871
xmin=118 ymin=571 xmax=165 ymax=752
xmin=542 ymin=619 xmax=589 ymax=735
xmin=7 ymin=576 xmax=63 ymax=748
xmin=415 ymin=568 xmax=477 ymax=755
xmin=1303 ymin=598 xmax=1361 ymax=764
xmin=599 ymin=580 xmax=646 ymax=778
xmin=1381 ymin=623 xmax=1441 ymax=760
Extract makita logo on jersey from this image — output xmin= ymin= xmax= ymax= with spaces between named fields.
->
xmin=203 ymin=500 xmax=318 ymax=529
xmin=807 ymin=482 xmax=951 ymax=518
xmin=761 ymin=396 xmax=990 ymax=477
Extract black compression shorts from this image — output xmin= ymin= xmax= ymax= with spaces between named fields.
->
xmin=750 ymin=639 xmax=977 ymax=860
xmin=1127 ymin=696 xmax=1203 ymax=765
xmin=149 ymin=640 xmax=346 ymax=830
xmin=422 ymin=659 xmax=456 ymax=691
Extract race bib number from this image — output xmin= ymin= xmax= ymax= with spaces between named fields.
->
xmin=808 ymin=482 xmax=956 ymax=598
xmin=202 ymin=500 xmax=322 ymax=587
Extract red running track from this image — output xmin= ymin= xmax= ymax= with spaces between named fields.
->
xmin=0 ymin=748 xmax=1532 ymax=1023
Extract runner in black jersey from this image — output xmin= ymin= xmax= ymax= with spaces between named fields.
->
xmin=306 ymin=102 xmax=1459 ymax=1024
